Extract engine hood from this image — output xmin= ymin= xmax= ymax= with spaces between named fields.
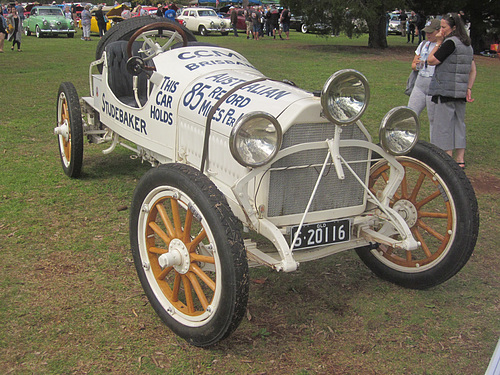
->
xmin=153 ymin=46 xmax=314 ymax=132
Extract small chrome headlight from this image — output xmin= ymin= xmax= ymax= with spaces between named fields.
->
xmin=230 ymin=112 xmax=282 ymax=168
xmin=379 ymin=106 xmax=420 ymax=156
xmin=321 ymin=69 xmax=370 ymax=126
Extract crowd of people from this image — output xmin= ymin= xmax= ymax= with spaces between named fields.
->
xmin=228 ymin=5 xmax=291 ymax=41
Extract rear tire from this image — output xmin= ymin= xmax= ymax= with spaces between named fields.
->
xmin=356 ymin=141 xmax=479 ymax=289
xmin=56 ymin=82 xmax=83 ymax=178
xmin=95 ymin=17 xmax=196 ymax=65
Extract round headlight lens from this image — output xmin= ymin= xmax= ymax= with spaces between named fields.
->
xmin=379 ymin=106 xmax=420 ymax=156
xmin=230 ymin=112 xmax=282 ymax=168
xmin=321 ymin=69 xmax=370 ymax=126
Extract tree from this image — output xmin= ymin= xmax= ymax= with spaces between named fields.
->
xmin=408 ymin=0 xmax=500 ymax=53
xmin=287 ymin=0 xmax=500 ymax=52
xmin=286 ymin=0 xmax=401 ymax=49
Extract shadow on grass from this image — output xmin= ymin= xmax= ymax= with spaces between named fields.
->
xmin=78 ymin=150 xmax=150 ymax=181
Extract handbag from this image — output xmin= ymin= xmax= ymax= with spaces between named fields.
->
xmin=404 ymin=70 xmax=418 ymax=96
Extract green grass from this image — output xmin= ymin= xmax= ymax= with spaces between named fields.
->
xmin=1 ymin=29 xmax=499 ymax=374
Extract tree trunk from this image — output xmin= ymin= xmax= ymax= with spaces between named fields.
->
xmin=367 ymin=14 xmax=388 ymax=49
xmin=469 ymin=8 xmax=489 ymax=54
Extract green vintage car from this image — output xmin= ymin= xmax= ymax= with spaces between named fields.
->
xmin=23 ymin=6 xmax=76 ymax=38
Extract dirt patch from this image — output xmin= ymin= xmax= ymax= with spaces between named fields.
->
xmin=468 ymin=172 xmax=500 ymax=195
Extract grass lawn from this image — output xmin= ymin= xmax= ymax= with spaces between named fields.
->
xmin=0 ymin=28 xmax=499 ymax=374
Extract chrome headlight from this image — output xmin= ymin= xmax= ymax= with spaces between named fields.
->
xmin=379 ymin=106 xmax=420 ymax=155
xmin=230 ymin=112 xmax=282 ymax=168
xmin=321 ymin=69 xmax=370 ymax=126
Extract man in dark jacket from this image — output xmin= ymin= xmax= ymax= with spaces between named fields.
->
xmin=230 ymin=7 xmax=238 ymax=36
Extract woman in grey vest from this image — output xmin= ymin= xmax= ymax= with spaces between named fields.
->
xmin=426 ymin=13 xmax=476 ymax=169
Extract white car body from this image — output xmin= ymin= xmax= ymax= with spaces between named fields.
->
xmin=81 ymin=44 xmax=417 ymax=271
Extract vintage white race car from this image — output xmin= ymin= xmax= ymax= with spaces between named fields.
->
xmin=55 ymin=17 xmax=479 ymax=347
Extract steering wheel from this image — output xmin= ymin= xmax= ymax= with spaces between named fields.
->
xmin=126 ymin=22 xmax=189 ymax=64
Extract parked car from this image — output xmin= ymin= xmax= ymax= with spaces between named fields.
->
xmin=23 ymin=6 xmax=76 ymax=38
xmin=77 ymin=4 xmax=129 ymax=34
xmin=290 ymin=14 xmax=331 ymax=34
xmin=388 ymin=11 xmax=411 ymax=35
xmin=139 ymin=6 xmax=158 ymax=16
xmin=223 ymin=8 xmax=246 ymax=31
xmin=55 ymin=17 xmax=479 ymax=347
xmin=177 ymin=7 xmax=229 ymax=36
xmin=388 ymin=12 xmax=402 ymax=34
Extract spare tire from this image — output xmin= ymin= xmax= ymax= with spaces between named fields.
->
xmin=95 ymin=17 xmax=197 ymax=70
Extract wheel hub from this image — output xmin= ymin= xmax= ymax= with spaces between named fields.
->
xmin=54 ymin=121 xmax=69 ymax=141
xmin=158 ymin=238 xmax=191 ymax=274
xmin=393 ymin=199 xmax=418 ymax=227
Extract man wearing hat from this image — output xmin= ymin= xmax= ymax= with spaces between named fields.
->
xmin=407 ymin=18 xmax=441 ymax=116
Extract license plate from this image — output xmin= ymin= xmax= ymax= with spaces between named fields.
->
xmin=290 ymin=219 xmax=351 ymax=250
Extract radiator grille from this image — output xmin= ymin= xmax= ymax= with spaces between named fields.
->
xmin=267 ymin=123 xmax=369 ymax=217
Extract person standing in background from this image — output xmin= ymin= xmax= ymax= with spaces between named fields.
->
xmin=95 ymin=5 xmax=107 ymax=38
xmin=80 ymin=4 xmax=91 ymax=41
xmin=6 ymin=7 xmax=22 ymax=51
xmin=280 ymin=6 xmax=291 ymax=40
xmin=407 ymin=19 xmax=440 ymax=116
xmin=230 ymin=7 xmax=238 ymax=37
xmin=426 ymin=12 xmax=476 ymax=169
xmin=400 ymin=10 xmax=407 ymax=37
xmin=407 ymin=11 xmax=417 ymax=43
xmin=0 ymin=11 xmax=7 ymax=52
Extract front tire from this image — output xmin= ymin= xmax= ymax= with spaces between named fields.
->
xmin=56 ymin=82 xmax=83 ymax=178
xmin=199 ymin=25 xmax=207 ymax=36
xmin=130 ymin=164 xmax=249 ymax=346
xmin=356 ymin=141 xmax=479 ymax=289
xmin=301 ymin=24 xmax=308 ymax=33
xmin=36 ymin=25 xmax=43 ymax=38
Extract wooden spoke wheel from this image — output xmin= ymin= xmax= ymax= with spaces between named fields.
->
xmin=130 ymin=164 xmax=248 ymax=346
xmin=56 ymin=82 xmax=83 ymax=178
xmin=356 ymin=141 xmax=479 ymax=289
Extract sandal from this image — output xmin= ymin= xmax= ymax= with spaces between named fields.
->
xmin=457 ymin=162 xmax=466 ymax=170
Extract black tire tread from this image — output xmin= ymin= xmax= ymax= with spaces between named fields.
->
xmin=57 ymin=81 xmax=83 ymax=178
xmin=130 ymin=163 xmax=249 ymax=346
xmin=356 ymin=141 xmax=479 ymax=289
